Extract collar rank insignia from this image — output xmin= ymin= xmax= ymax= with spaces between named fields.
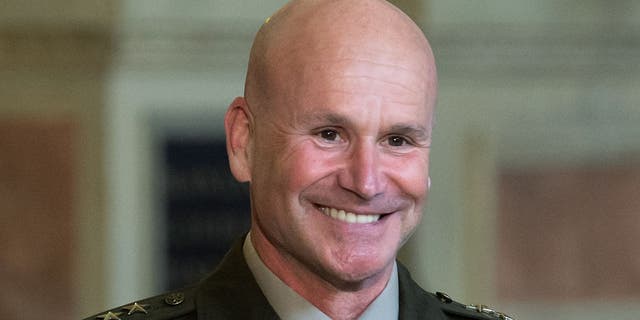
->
xmin=465 ymin=304 xmax=515 ymax=320
xmin=96 ymin=311 xmax=122 ymax=320
xmin=436 ymin=291 xmax=515 ymax=320
xmin=122 ymin=302 xmax=150 ymax=315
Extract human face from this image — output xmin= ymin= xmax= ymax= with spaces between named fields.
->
xmin=247 ymin=41 xmax=434 ymax=286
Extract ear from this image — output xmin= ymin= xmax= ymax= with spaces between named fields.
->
xmin=225 ymin=97 xmax=253 ymax=182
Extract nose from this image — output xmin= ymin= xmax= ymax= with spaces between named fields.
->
xmin=338 ymin=141 xmax=386 ymax=200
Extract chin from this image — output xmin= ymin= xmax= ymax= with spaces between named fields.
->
xmin=323 ymin=253 xmax=395 ymax=288
xmin=324 ymin=268 xmax=389 ymax=291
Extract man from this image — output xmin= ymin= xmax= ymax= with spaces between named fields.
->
xmin=85 ymin=0 xmax=512 ymax=319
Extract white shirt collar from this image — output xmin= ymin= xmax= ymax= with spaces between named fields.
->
xmin=243 ymin=233 xmax=399 ymax=320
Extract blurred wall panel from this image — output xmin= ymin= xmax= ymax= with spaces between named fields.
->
xmin=0 ymin=0 xmax=117 ymax=317
xmin=414 ymin=3 xmax=640 ymax=311
xmin=0 ymin=120 xmax=74 ymax=320
xmin=104 ymin=0 xmax=286 ymax=307
xmin=498 ymin=161 xmax=640 ymax=301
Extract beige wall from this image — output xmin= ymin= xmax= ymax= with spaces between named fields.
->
xmin=409 ymin=2 xmax=640 ymax=319
xmin=0 ymin=1 xmax=116 ymax=317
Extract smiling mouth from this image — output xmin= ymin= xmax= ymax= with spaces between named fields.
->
xmin=319 ymin=206 xmax=381 ymax=224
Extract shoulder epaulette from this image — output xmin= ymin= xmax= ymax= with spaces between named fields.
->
xmin=433 ymin=291 xmax=515 ymax=320
xmin=82 ymin=287 xmax=196 ymax=320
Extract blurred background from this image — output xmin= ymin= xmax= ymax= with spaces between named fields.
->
xmin=1 ymin=0 xmax=639 ymax=319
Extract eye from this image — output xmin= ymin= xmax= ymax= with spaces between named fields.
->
xmin=318 ymin=129 xmax=342 ymax=142
xmin=387 ymin=135 xmax=409 ymax=147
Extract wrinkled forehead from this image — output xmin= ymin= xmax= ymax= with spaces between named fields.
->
xmin=263 ymin=52 xmax=435 ymax=138
xmin=265 ymin=38 xmax=436 ymax=113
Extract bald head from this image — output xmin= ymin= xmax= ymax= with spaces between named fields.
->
xmin=244 ymin=0 xmax=437 ymax=114
xmin=224 ymin=1 xmax=439 ymax=308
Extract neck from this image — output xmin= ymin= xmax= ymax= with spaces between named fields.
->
xmin=250 ymin=228 xmax=394 ymax=320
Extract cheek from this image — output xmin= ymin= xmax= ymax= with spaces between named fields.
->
xmin=391 ymin=153 xmax=430 ymax=202
xmin=283 ymin=143 xmax=338 ymax=192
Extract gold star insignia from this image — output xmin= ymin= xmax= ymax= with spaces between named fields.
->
xmin=122 ymin=302 xmax=149 ymax=315
xmin=96 ymin=311 xmax=122 ymax=320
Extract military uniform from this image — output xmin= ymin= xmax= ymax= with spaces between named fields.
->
xmin=84 ymin=240 xmax=513 ymax=320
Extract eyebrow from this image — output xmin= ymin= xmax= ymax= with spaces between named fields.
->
xmin=298 ymin=111 xmax=352 ymax=127
xmin=388 ymin=124 xmax=430 ymax=141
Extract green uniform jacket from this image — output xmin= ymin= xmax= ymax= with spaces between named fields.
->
xmin=84 ymin=240 xmax=511 ymax=320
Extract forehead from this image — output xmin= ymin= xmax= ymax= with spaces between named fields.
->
xmin=270 ymin=48 xmax=434 ymax=126
xmin=304 ymin=57 xmax=429 ymax=104
xmin=257 ymin=19 xmax=437 ymax=129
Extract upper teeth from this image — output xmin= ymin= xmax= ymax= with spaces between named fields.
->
xmin=320 ymin=207 xmax=380 ymax=224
